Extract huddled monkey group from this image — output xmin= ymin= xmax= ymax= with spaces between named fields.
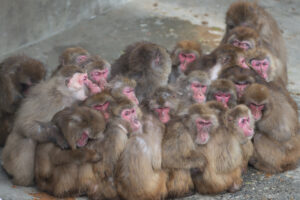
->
xmin=0 ymin=1 xmax=300 ymax=199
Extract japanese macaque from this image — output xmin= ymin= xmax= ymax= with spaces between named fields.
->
xmin=221 ymin=26 xmax=260 ymax=51
xmin=169 ymin=40 xmax=203 ymax=82
xmin=245 ymin=47 xmax=287 ymax=86
xmin=206 ymin=79 xmax=237 ymax=108
xmin=51 ymin=46 xmax=90 ymax=76
xmin=109 ymin=75 xmax=139 ymax=105
xmin=188 ymin=103 xmax=243 ymax=194
xmin=35 ymin=106 xmax=105 ymax=198
xmin=80 ymin=55 xmax=111 ymax=94
xmin=2 ymin=65 xmax=90 ymax=186
xmin=0 ymin=55 xmax=46 ymax=146
xmin=111 ymin=41 xmax=171 ymax=101
xmin=186 ymin=44 xmax=247 ymax=80
xmin=225 ymin=105 xmax=255 ymax=172
xmin=81 ymin=90 xmax=115 ymax=121
xmin=241 ymin=84 xmax=300 ymax=173
xmin=223 ymin=1 xmax=287 ymax=66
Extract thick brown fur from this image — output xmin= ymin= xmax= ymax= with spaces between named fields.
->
xmin=206 ymin=79 xmax=237 ymax=108
xmin=2 ymin=65 xmax=89 ymax=186
xmin=241 ymin=84 xmax=300 ymax=173
xmin=111 ymin=41 xmax=171 ymax=101
xmin=35 ymin=106 xmax=105 ymax=198
xmin=169 ymin=40 xmax=203 ymax=82
xmin=0 ymin=55 xmax=46 ymax=146
xmin=223 ymin=1 xmax=287 ymax=66
xmin=190 ymin=103 xmax=243 ymax=194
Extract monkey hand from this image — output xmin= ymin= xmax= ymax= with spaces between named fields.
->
xmin=93 ymin=162 xmax=107 ymax=178
xmin=85 ymin=150 xmax=102 ymax=163
xmin=54 ymin=135 xmax=69 ymax=149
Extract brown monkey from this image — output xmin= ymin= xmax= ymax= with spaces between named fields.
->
xmin=186 ymin=44 xmax=247 ymax=80
xmin=221 ymin=26 xmax=260 ymax=51
xmin=0 ymin=55 xmax=46 ymax=146
xmin=241 ymin=84 xmax=300 ymax=173
xmin=191 ymin=103 xmax=243 ymax=194
xmin=223 ymin=1 xmax=287 ymax=66
xmin=169 ymin=40 xmax=203 ymax=82
xmin=109 ymin=75 xmax=139 ymax=105
xmin=245 ymin=47 xmax=287 ymax=86
xmin=51 ymin=46 xmax=90 ymax=76
xmin=111 ymin=41 xmax=171 ymax=101
xmin=80 ymin=55 xmax=111 ymax=94
xmin=176 ymin=70 xmax=210 ymax=106
xmin=2 ymin=65 xmax=90 ymax=186
xmin=81 ymin=90 xmax=116 ymax=121
xmin=206 ymin=79 xmax=237 ymax=108
xmin=225 ymin=105 xmax=255 ymax=172
xmin=115 ymin=101 xmax=168 ymax=200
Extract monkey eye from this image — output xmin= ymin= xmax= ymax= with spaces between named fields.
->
xmin=131 ymin=109 xmax=136 ymax=113
xmin=125 ymin=111 xmax=130 ymax=116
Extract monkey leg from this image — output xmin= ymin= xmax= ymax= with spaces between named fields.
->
xmin=166 ymin=169 xmax=194 ymax=198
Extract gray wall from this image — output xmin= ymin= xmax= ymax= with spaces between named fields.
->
xmin=0 ymin=0 xmax=129 ymax=57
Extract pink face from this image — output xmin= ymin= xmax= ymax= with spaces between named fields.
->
xmin=67 ymin=73 xmax=88 ymax=100
xmin=232 ymin=39 xmax=252 ymax=50
xmin=155 ymin=107 xmax=170 ymax=124
xmin=123 ymin=87 xmax=139 ymax=105
xmin=121 ymin=108 xmax=141 ymax=132
xmin=238 ymin=116 xmax=254 ymax=138
xmin=250 ymin=59 xmax=269 ymax=80
xmin=75 ymin=55 xmax=88 ymax=64
xmin=190 ymin=82 xmax=207 ymax=103
xmin=249 ymin=103 xmax=264 ymax=121
xmin=93 ymin=102 xmax=110 ymax=120
xmin=235 ymin=83 xmax=249 ymax=98
xmin=76 ymin=131 xmax=89 ymax=147
xmin=214 ymin=92 xmax=231 ymax=108
xmin=84 ymin=79 xmax=101 ymax=95
xmin=178 ymin=53 xmax=196 ymax=72
xmin=90 ymin=68 xmax=109 ymax=90
xmin=195 ymin=118 xmax=211 ymax=145
xmin=239 ymin=57 xmax=249 ymax=69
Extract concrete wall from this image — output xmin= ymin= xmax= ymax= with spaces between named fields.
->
xmin=0 ymin=0 xmax=129 ymax=57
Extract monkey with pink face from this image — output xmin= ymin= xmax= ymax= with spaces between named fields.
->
xmin=2 ymin=65 xmax=93 ymax=186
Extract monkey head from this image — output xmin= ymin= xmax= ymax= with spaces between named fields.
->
xmin=245 ymin=48 xmax=273 ymax=82
xmin=182 ymin=103 xmax=219 ymax=145
xmin=207 ymin=79 xmax=237 ymax=108
xmin=111 ymin=98 xmax=142 ymax=134
xmin=219 ymin=65 xmax=257 ymax=99
xmin=225 ymin=27 xmax=260 ymax=51
xmin=225 ymin=2 xmax=259 ymax=33
xmin=52 ymin=106 xmax=107 ymax=150
xmin=59 ymin=47 xmax=90 ymax=66
xmin=148 ymin=86 xmax=179 ymax=124
xmin=171 ymin=40 xmax=202 ymax=73
xmin=178 ymin=70 xmax=210 ymax=103
xmin=109 ymin=75 xmax=139 ymax=105
xmin=81 ymin=90 xmax=115 ymax=121
xmin=241 ymin=83 xmax=271 ymax=121
xmin=226 ymin=104 xmax=255 ymax=142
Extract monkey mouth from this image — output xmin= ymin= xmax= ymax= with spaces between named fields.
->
xmin=77 ymin=131 xmax=89 ymax=147
xmin=244 ymin=128 xmax=254 ymax=139
xmin=195 ymin=131 xmax=209 ymax=145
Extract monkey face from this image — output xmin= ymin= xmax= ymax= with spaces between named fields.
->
xmin=121 ymin=107 xmax=142 ymax=132
xmin=190 ymin=81 xmax=207 ymax=103
xmin=249 ymin=58 xmax=270 ymax=81
xmin=178 ymin=51 xmax=197 ymax=72
xmin=66 ymin=72 xmax=88 ymax=101
xmin=249 ymin=103 xmax=265 ymax=121
xmin=194 ymin=116 xmax=212 ymax=145
xmin=237 ymin=115 xmax=254 ymax=139
xmin=122 ymin=87 xmax=139 ymax=105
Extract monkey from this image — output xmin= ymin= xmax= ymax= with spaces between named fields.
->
xmin=185 ymin=44 xmax=247 ymax=80
xmin=109 ymin=75 xmax=139 ymax=105
xmin=241 ymin=83 xmax=300 ymax=173
xmin=51 ymin=46 xmax=90 ymax=76
xmin=35 ymin=106 xmax=106 ymax=198
xmin=221 ymin=26 xmax=260 ymax=51
xmin=81 ymin=90 xmax=116 ymax=121
xmin=2 ymin=65 xmax=91 ymax=186
xmin=206 ymin=79 xmax=237 ymax=108
xmin=245 ymin=47 xmax=287 ymax=86
xmin=223 ymin=1 xmax=287 ymax=66
xmin=80 ymin=55 xmax=111 ymax=94
xmin=0 ymin=55 xmax=46 ymax=146
xmin=169 ymin=40 xmax=203 ymax=83
xmin=225 ymin=105 xmax=255 ymax=173
xmin=111 ymin=41 xmax=171 ymax=101
xmin=176 ymin=70 xmax=210 ymax=106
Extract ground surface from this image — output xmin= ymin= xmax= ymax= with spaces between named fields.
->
xmin=1 ymin=0 xmax=300 ymax=199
